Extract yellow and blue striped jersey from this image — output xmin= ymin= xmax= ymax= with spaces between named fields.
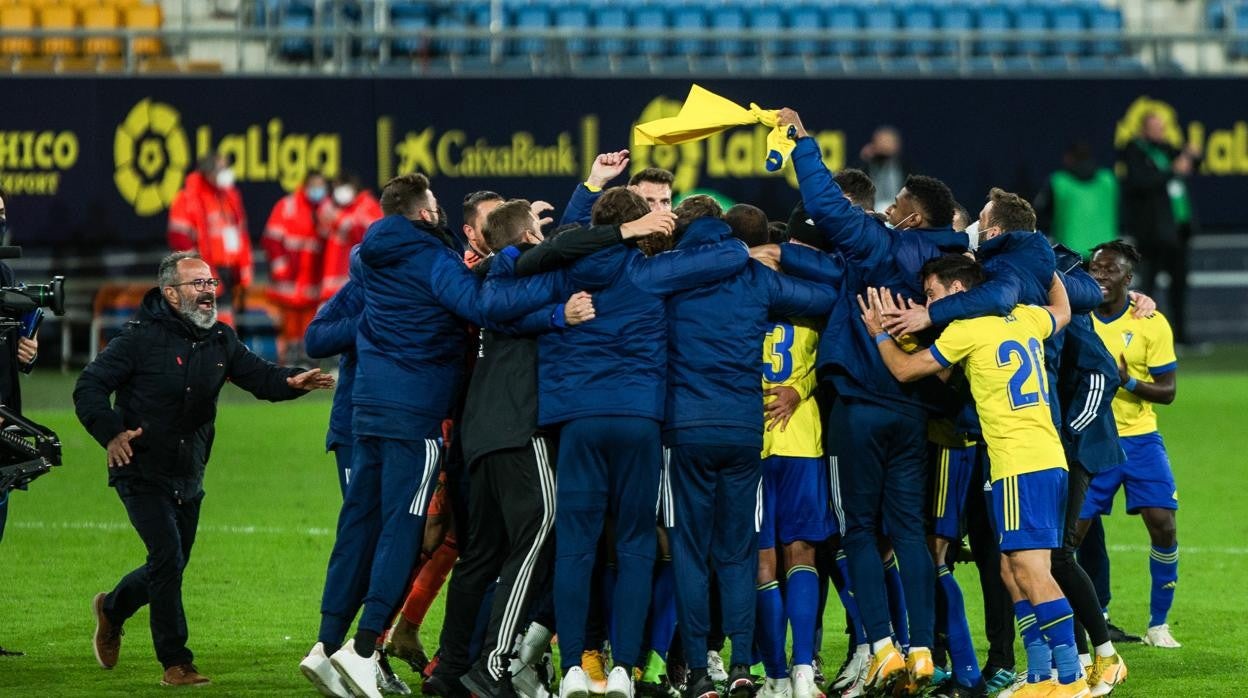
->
xmin=1092 ymin=302 xmax=1176 ymax=437
xmin=762 ymin=318 xmax=822 ymax=459
xmin=931 ymin=305 xmax=1066 ymax=482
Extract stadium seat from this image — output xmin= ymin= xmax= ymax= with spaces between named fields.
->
xmin=974 ymin=5 xmax=1010 ymax=56
xmin=38 ymin=5 xmax=78 ymax=57
xmin=1049 ymin=4 xmax=1087 ymax=57
xmin=83 ymin=5 xmax=123 ymax=59
xmin=786 ymin=5 xmax=823 ymax=57
xmin=632 ymin=6 xmax=667 ymax=57
xmin=861 ymin=4 xmax=898 ymax=57
xmin=670 ymin=5 xmax=707 ymax=58
xmin=1013 ymin=6 xmax=1048 ymax=56
xmin=592 ymin=5 xmax=628 ymax=57
xmin=747 ymin=5 xmax=784 ymax=57
xmin=1088 ymin=6 xmax=1123 ymax=57
xmin=512 ymin=4 xmax=549 ymax=56
xmin=899 ymin=4 xmax=936 ymax=58
xmin=1231 ymin=3 xmax=1248 ymax=59
xmin=276 ymin=0 xmax=314 ymax=60
xmin=390 ymin=1 xmax=431 ymax=58
xmin=935 ymin=3 xmax=972 ymax=57
xmin=709 ymin=3 xmax=746 ymax=59
xmin=824 ymin=5 xmax=859 ymax=58
xmin=552 ymin=3 xmax=591 ymax=59
xmin=124 ymin=2 xmax=163 ymax=57
xmin=0 ymin=5 xmax=37 ymax=57
xmin=433 ymin=8 xmax=470 ymax=58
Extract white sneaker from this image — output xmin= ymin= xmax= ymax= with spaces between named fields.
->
xmin=562 ymin=666 xmax=591 ymax=698
xmin=606 ymin=666 xmax=634 ymax=698
xmin=837 ymin=674 xmax=864 ymax=698
xmin=300 ymin=643 xmax=351 ymax=698
xmin=791 ymin=665 xmax=815 ymax=698
xmin=1143 ymin=623 xmax=1181 ymax=648
xmin=707 ymin=651 xmax=729 ymax=683
xmin=759 ymin=677 xmax=792 ymax=698
xmin=330 ymin=643 xmax=383 ymax=698
xmin=832 ymin=647 xmax=868 ymax=692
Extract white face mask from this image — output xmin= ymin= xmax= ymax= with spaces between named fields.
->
xmin=333 ymin=185 xmax=355 ymax=207
xmin=965 ymin=221 xmax=981 ymax=251
xmin=215 ymin=167 xmax=236 ymax=189
xmin=886 ymin=212 xmax=916 ymax=230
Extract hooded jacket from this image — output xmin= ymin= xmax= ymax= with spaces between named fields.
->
xmin=786 ymin=136 xmax=968 ymax=418
xmin=73 ymin=288 xmax=305 ymax=497
xmin=481 ymin=236 xmax=750 ymax=426
xmin=306 ymin=248 xmax=365 ymax=451
xmin=663 ymin=218 xmax=840 ymax=446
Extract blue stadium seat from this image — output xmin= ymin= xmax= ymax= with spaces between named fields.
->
xmin=1232 ymin=3 xmax=1248 ymax=59
xmin=860 ymin=4 xmax=898 ymax=57
xmin=1013 ymin=6 xmax=1048 ymax=56
xmin=391 ymin=1 xmax=432 ymax=57
xmin=899 ymin=4 xmax=936 ymax=57
xmin=1207 ymin=0 xmax=1228 ymax=30
xmin=670 ymin=5 xmax=708 ymax=57
xmin=553 ymin=3 xmax=591 ymax=58
xmin=277 ymin=1 xmax=314 ymax=60
xmin=936 ymin=3 xmax=972 ymax=57
xmin=593 ymin=5 xmax=629 ymax=56
xmin=633 ymin=6 xmax=668 ymax=56
xmin=786 ymin=5 xmax=824 ymax=57
xmin=433 ymin=8 xmax=470 ymax=57
xmin=512 ymin=4 xmax=550 ymax=56
xmin=1049 ymin=5 xmax=1087 ymax=57
xmin=1088 ymin=6 xmax=1124 ymax=56
xmin=747 ymin=5 xmax=785 ymax=56
xmin=974 ymin=5 xmax=1011 ymax=56
xmin=824 ymin=5 xmax=860 ymax=58
xmin=709 ymin=3 xmax=748 ymax=58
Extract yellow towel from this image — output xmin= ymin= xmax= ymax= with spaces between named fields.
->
xmin=633 ymin=84 xmax=796 ymax=172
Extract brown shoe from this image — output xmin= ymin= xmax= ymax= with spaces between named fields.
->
xmin=91 ymin=592 xmax=122 ymax=669
xmin=384 ymin=616 xmax=428 ymax=672
xmin=161 ymin=663 xmax=211 ymax=686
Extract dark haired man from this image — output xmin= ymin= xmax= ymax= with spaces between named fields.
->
xmin=832 ymin=169 xmax=876 ymax=212
xmin=629 ymin=168 xmax=675 ymax=212
xmin=1079 ymin=240 xmax=1181 ymax=651
xmin=77 ymin=251 xmax=332 ymax=687
xmin=770 ymin=108 xmax=969 ymax=694
xmin=480 ymin=187 xmax=747 ymax=698
xmin=462 ymin=191 xmax=505 ymax=266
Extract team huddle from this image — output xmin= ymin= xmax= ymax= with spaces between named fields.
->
xmin=80 ymin=107 xmax=1181 ymax=698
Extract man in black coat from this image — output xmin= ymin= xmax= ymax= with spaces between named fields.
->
xmin=1120 ymin=113 xmax=1201 ymax=344
xmin=73 ymin=251 xmax=333 ymax=686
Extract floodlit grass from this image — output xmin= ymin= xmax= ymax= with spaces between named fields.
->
xmin=1 ymin=356 xmax=1245 ymax=695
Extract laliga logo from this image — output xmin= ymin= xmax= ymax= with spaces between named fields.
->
xmin=1116 ymin=95 xmax=1248 ymax=175
xmin=1115 ymin=96 xmax=1184 ymax=150
xmin=114 ymin=98 xmax=191 ymax=217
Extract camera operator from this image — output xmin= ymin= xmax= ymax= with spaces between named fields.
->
xmin=0 ymin=184 xmax=40 ymax=658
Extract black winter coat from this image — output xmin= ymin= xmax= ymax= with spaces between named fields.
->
xmin=73 ymin=288 xmax=305 ymax=497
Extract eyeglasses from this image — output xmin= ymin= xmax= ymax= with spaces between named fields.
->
xmin=170 ymin=278 xmax=221 ymax=291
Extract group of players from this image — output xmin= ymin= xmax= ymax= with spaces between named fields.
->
xmin=294 ymin=107 xmax=1182 ymax=698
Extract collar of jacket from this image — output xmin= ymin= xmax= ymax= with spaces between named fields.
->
xmin=137 ymin=287 xmax=215 ymax=340
xmin=675 ymin=217 xmax=732 ymax=249
xmin=977 ymin=229 xmax=1036 ymax=259
xmin=915 ymin=225 xmax=968 ymax=253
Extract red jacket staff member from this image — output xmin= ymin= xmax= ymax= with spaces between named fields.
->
xmin=321 ymin=173 xmax=383 ymax=301
xmin=167 ymin=153 xmax=252 ymax=326
xmin=263 ymin=171 xmax=329 ymax=361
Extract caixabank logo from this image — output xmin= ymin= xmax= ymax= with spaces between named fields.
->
xmin=113 ymin=98 xmax=191 ymax=216
xmin=113 ymin=97 xmax=342 ymax=217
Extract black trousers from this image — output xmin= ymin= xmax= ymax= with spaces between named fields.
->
xmin=1138 ymin=236 xmax=1190 ymax=344
xmin=435 ymin=437 xmax=556 ymax=681
xmin=964 ymin=450 xmax=1015 ymax=670
xmin=103 ymin=481 xmax=203 ymax=668
xmin=1054 ymin=462 xmax=1110 ymax=654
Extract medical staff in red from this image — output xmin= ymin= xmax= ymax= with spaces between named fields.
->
xmin=263 ymin=171 xmax=330 ymax=361
xmin=321 ymin=173 xmax=383 ymax=301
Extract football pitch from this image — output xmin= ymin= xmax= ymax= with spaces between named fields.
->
xmin=1 ymin=353 xmax=1246 ymax=697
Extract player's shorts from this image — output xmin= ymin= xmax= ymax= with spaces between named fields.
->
xmin=927 ymin=443 xmax=977 ymax=540
xmin=991 ymin=467 xmax=1067 ymax=552
xmin=758 ymin=455 xmax=835 ymax=550
xmin=1079 ymin=431 xmax=1177 ymax=517
xmin=425 ymin=471 xmax=449 ymax=517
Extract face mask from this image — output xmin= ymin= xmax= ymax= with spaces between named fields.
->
xmin=886 ymin=212 xmax=916 ymax=230
xmin=333 ymin=185 xmax=355 ymax=206
xmin=965 ymin=221 xmax=981 ymax=251
xmin=215 ymin=167 xmax=235 ymax=189
xmin=305 ymin=186 xmax=327 ymax=204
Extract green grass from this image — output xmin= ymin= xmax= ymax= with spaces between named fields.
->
xmin=1 ymin=357 xmax=1247 ymax=696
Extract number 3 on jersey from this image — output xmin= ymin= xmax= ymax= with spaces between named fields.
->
xmin=764 ymin=322 xmax=795 ymax=383
xmin=997 ymin=337 xmax=1050 ymax=410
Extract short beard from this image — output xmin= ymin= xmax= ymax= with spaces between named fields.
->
xmin=177 ymin=295 xmax=217 ymax=329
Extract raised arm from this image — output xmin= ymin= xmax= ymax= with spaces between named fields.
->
xmin=762 ymin=264 xmax=840 ymax=318
xmin=305 ymin=280 xmax=364 ymax=358
xmin=858 ymin=287 xmax=945 ymax=383
xmin=226 ymin=329 xmax=310 ymax=402
xmin=776 ymin=242 xmax=847 ymax=286
xmin=558 ymin=149 xmax=630 ymax=226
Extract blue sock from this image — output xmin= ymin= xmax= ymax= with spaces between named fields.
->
xmin=604 ymin=563 xmax=618 ymax=652
xmin=1035 ymin=598 xmax=1080 ymax=685
xmin=1149 ymin=543 xmax=1179 ymax=627
xmin=756 ymin=581 xmax=788 ymax=679
xmin=1015 ymin=600 xmax=1051 ymax=684
xmin=834 ymin=550 xmax=866 ymax=646
xmin=937 ymin=566 xmax=982 ymax=688
xmin=884 ymin=555 xmax=910 ymax=651
xmin=649 ymin=558 xmax=677 ymax=657
xmin=786 ymin=566 xmax=819 ymax=666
